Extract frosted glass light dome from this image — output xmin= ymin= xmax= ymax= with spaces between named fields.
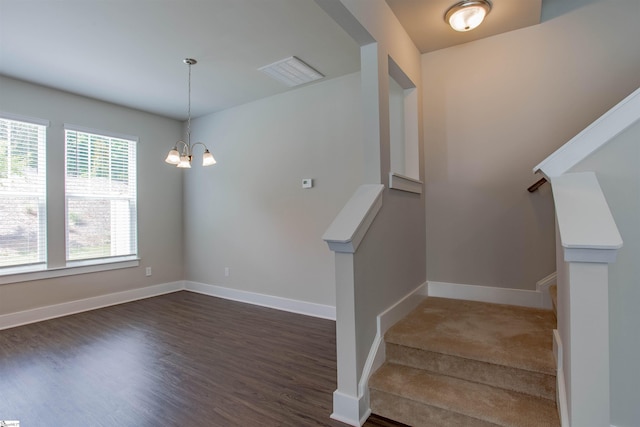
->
xmin=445 ymin=1 xmax=492 ymax=32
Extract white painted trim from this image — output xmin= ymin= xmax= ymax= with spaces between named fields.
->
xmin=0 ymin=258 xmax=140 ymax=285
xmin=427 ymin=281 xmax=547 ymax=308
xmin=351 ymin=282 xmax=428 ymax=427
xmin=0 ymin=110 xmax=50 ymax=127
xmin=552 ymin=172 xmax=622 ymax=263
xmin=389 ymin=172 xmax=422 ymax=194
xmin=323 ymin=184 xmax=384 ymax=253
xmin=534 ymin=87 xmax=640 ymax=178
xmin=64 ymin=123 xmax=139 ymax=143
xmin=360 ymin=333 xmax=385 ymax=397
xmin=0 ymin=281 xmax=184 ymax=330
xmin=563 ymin=247 xmax=619 ymax=263
xmin=554 ymin=330 xmax=570 ymax=427
xmin=537 ymin=272 xmax=557 ymax=310
xmin=536 ymin=271 xmax=557 ymax=290
xmin=184 ymin=281 xmax=336 ymax=320
xmin=0 ymin=280 xmax=336 ymax=330
xmin=358 ymin=282 xmax=427 ymax=397
xmin=358 ymin=334 xmax=380 ymax=402
xmin=564 ymin=262 xmax=610 ymax=426
xmin=331 ymin=390 xmax=370 ymax=427
xmin=378 ymin=281 xmax=428 ymax=333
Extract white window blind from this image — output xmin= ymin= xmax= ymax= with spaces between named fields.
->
xmin=65 ymin=128 xmax=137 ymax=262
xmin=0 ymin=117 xmax=47 ymax=268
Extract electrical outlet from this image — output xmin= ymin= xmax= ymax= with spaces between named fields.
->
xmin=302 ymin=178 xmax=313 ymax=189
xmin=224 ymin=267 xmax=230 ymax=277
xmin=145 ymin=267 xmax=152 ymax=277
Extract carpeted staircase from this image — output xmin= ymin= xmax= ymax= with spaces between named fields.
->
xmin=369 ymin=297 xmax=560 ymax=426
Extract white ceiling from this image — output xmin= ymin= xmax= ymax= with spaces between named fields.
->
xmin=0 ymin=0 xmax=542 ymax=121
xmin=0 ymin=0 xmax=361 ymax=120
xmin=386 ymin=0 xmax=542 ymax=53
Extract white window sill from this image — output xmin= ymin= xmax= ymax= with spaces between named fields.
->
xmin=389 ymin=172 xmax=423 ymax=194
xmin=0 ymin=257 xmax=140 ymax=285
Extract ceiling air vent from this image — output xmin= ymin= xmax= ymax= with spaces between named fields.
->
xmin=258 ymin=56 xmax=324 ymax=87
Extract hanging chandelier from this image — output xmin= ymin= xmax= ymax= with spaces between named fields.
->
xmin=165 ymin=58 xmax=216 ymax=168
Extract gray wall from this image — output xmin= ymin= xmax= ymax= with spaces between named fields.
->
xmin=341 ymin=0 xmax=427 ymax=387
xmin=570 ymin=119 xmax=640 ymax=427
xmin=0 ymin=76 xmax=184 ymax=314
xmin=182 ymin=73 xmax=364 ymax=307
xmin=422 ymin=0 xmax=640 ymax=290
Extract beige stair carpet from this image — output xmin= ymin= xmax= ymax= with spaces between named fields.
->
xmin=370 ymin=364 xmax=559 ymax=427
xmin=369 ymin=297 xmax=559 ymax=427
xmin=385 ymin=343 xmax=556 ymax=400
xmin=385 ymin=298 xmax=556 ymax=374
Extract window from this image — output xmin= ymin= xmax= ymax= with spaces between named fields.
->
xmin=0 ymin=116 xmax=47 ymax=269
xmin=65 ymin=127 xmax=137 ymax=262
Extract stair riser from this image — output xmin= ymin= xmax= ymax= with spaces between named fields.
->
xmin=386 ymin=343 xmax=556 ymax=401
xmin=371 ymin=388 xmax=498 ymax=427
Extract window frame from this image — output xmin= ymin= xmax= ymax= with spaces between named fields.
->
xmin=0 ymin=112 xmax=48 ymax=272
xmin=0 ymin=118 xmax=140 ymax=286
xmin=64 ymin=124 xmax=139 ymax=263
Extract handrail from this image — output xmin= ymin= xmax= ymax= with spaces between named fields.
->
xmin=323 ymin=184 xmax=384 ymax=253
xmin=527 ymin=177 xmax=547 ymax=193
xmin=534 ymin=87 xmax=640 ymax=177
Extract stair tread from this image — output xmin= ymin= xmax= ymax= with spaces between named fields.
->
xmin=370 ymin=363 xmax=560 ymax=427
xmin=385 ymin=297 xmax=556 ymax=374
xmin=386 ymin=343 xmax=556 ymax=401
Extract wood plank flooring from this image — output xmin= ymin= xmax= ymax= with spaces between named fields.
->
xmin=0 ymin=291 xmax=403 ymax=426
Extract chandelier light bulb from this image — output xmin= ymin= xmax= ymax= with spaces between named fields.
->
xmin=177 ymin=155 xmax=192 ymax=168
xmin=165 ymin=58 xmax=217 ymax=169
xmin=165 ymin=147 xmax=180 ymax=164
xmin=202 ymin=150 xmax=217 ymax=166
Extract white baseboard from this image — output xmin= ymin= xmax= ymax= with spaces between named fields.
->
xmin=0 ymin=281 xmax=184 ymax=330
xmin=537 ymin=272 xmax=557 ymax=310
xmin=330 ymin=390 xmax=371 ymax=427
xmin=427 ymin=280 xmax=552 ymax=309
xmin=185 ymin=281 xmax=336 ymax=320
xmin=0 ymin=280 xmax=335 ymax=330
xmin=554 ymin=329 xmax=570 ymax=427
xmin=378 ymin=281 xmax=428 ymax=333
xmin=360 ymin=282 xmax=428 ymax=391
xmin=354 ymin=282 xmax=428 ymax=425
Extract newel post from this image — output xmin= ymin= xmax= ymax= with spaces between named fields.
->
xmin=322 ymin=184 xmax=384 ymax=426
xmin=552 ymin=172 xmax=622 ymax=427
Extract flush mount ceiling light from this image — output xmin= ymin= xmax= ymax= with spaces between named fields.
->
xmin=258 ymin=56 xmax=324 ymax=88
xmin=445 ymin=0 xmax=492 ymax=32
xmin=165 ymin=58 xmax=216 ymax=169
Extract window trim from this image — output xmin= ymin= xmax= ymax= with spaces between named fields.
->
xmin=0 ymin=113 xmax=49 ymax=270
xmin=63 ymin=123 xmax=139 ymax=144
xmin=63 ymin=125 xmax=139 ymax=262
xmin=0 ymin=118 xmax=141 ymax=285
xmin=0 ymin=256 xmax=140 ymax=285
xmin=1 ymin=111 xmax=50 ymax=127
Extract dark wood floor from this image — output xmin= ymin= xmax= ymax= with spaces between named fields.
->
xmin=0 ymin=291 xmax=403 ymax=426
